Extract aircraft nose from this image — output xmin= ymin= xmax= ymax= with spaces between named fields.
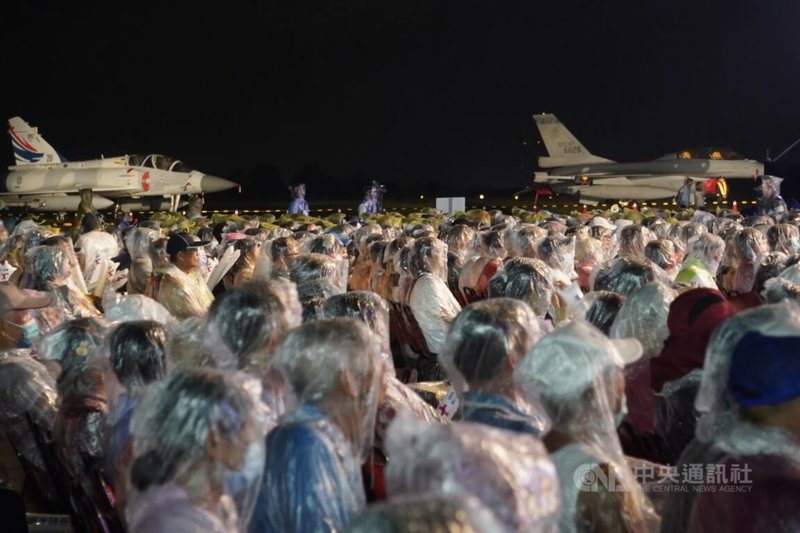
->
xmin=201 ymin=175 xmax=238 ymax=193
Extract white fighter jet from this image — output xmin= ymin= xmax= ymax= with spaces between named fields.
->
xmin=531 ymin=113 xmax=763 ymax=203
xmin=3 ymin=116 xmax=237 ymax=211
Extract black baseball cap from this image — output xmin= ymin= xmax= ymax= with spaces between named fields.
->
xmin=166 ymin=232 xmax=210 ymax=257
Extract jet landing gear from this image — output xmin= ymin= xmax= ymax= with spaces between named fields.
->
xmin=169 ymin=194 xmax=182 ymax=212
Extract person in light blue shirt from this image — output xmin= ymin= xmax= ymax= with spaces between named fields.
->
xmin=251 ymin=318 xmax=384 ymax=533
xmin=439 ymin=298 xmax=550 ymax=437
xmin=287 ymin=182 xmax=309 ymax=215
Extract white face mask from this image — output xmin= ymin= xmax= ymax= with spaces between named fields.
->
xmin=614 ymin=394 xmax=629 ymax=428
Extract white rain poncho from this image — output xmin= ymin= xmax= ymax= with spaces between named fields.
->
xmin=724 ymin=227 xmax=768 ymax=294
xmin=252 ymin=319 xmax=384 ymax=533
xmin=513 ymin=321 xmax=657 ymax=533
xmin=76 ymin=229 xmax=121 ymax=289
xmin=385 ymin=416 xmax=561 ymax=532
xmin=408 ymin=237 xmax=461 ymax=354
xmin=102 ymin=292 xmax=176 ymax=331
xmin=126 ymin=368 xmax=268 ymax=533
xmin=439 ymin=298 xmax=550 ymax=437
xmin=592 ymin=256 xmax=658 ymax=296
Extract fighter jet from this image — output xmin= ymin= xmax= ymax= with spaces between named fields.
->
xmin=4 ymin=116 xmax=238 ymax=211
xmin=531 ymin=113 xmax=763 ymax=203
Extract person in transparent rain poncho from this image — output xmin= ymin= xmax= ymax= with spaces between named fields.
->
xmin=146 ymin=232 xmax=214 ymax=319
xmin=251 ymin=319 xmax=384 ymax=533
xmin=675 ymin=233 xmax=726 ymax=289
xmin=591 ymin=256 xmax=659 ymax=298
xmin=719 ymin=227 xmax=768 ymax=296
xmin=407 ymin=237 xmax=461 ymax=355
xmin=644 ymin=239 xmax=683 ymax=280
xmin=124 ymin=227 xmax=162 ymax=295
xmin=580 ymin=290 xmax=625 ymax=335
xmin=513 ymin=321 xmax=659 ymax=533
xmin=439 ymin=298 xmax=550 ymax=437
xmin=766 ymin=222 xmax=800 ymax=255
xmin=609 ymin=283 xmax=677 ymax=463
xmin=25 ymin=243 xmax=100 ymax=320
xmin=686 ymin=327 xmax=800 ymax=532
xmin=658 ymin=302 xmax=800 ymax=533
xmin=617 ymin=224 xmax=655 ymax=260
xmin=321 ymin=291 xmax=445 ymax=501
xmin=101 ymin=321 xmax=167 ymax=495
xmin=204 ymin=281 xmax=299 ymax=432
xmin=125 ymin=368 xmax=268 ymax=533
xmin=75 ymin=212 xmax=121 ymax=289
xmin=0 ymin=352 xmax=59 ymax=504
xmin=36 ymin=318 xmax=109 ymax=500
xmin=289 ymin=253 xmax=347 ymax=322
xmin=458 ymin=229 xmax=507 ymax=301
xmin=384 ymin=413 xmax=561 ymax=532
xmin=488 ymin=257 xmax=562 ymax=330
xmin=755 ymin=174 xmax=788 ymax=219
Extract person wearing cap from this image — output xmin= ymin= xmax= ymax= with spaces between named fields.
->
xmin=288 ymin=182 xmax=309 ymax=216
xmin=755 ymin=174 xmax=787 ymax=220
xmin=688 ymin=328 xmax=800 ymax=532
xmin=146 ymin=232 xmax=214 ymax=319
xmin=513 ymin=321 xmax=657 ymax=532
xmin=659 ymin=303 xmax=800 ymax=533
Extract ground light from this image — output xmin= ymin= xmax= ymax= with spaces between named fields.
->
xmin=479 ymin=194 xmax=485 ymax=200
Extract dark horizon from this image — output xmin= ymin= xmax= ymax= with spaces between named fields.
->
xmin=4 ymin=2 xmax=800 ymax=209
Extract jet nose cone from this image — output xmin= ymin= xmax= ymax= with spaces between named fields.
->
xmin=201 ymin=175 xmax=238 ymax=193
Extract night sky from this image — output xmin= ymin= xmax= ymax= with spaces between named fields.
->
xmin=4 ymin=1 xmax=800 ymax=207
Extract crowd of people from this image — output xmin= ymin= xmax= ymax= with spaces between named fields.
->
xmin=0 ymin=174 xmax=799 ymax=532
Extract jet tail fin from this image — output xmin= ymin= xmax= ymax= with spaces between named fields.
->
xmin=533 ymin=113 xmax=613 ymax=168
xmin=8 ymin=117 xmax=64 ymax=165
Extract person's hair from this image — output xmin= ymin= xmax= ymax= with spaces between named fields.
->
xmin=207 ymin=283 xmax=291 ymax=369
xmin=130 ymin=368 xmax=253 ymax=490
xmin=444 ymin=298 xmax=538 ymax=386
xmin=273 ymin=318 xmax=377 ymax=403
xmin=488 ymin=257 xmax=553 ymax=316
xmin=79 ymin=212 xmax=101 ymax=234
xmin=585 ymin=291 xmax=625 ymax=335
xmin=109 ymin=320 xmax=167 ymax=394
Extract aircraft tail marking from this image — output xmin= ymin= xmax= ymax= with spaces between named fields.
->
xmin=8 ymin=117 xmax=64 ymax=165
xmin=533 ymin=113 xmax=613 ymax=168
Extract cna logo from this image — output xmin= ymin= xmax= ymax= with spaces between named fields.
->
xmin=574 ymin=463 xmax=628 ymax=493
xmin=10 ymin=128 xmax=43 ymax=163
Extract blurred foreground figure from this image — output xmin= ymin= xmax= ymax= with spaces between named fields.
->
xmin=125 ymin=368 xmax=267 ymax=532
xmin=514 ymin=321 xmax=658 ymax=532
xmin=252 ymin=319 xmax=384 ymax=532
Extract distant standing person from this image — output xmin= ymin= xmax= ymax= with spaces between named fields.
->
xmin=358 ymin=182 xmax=383 ymax=214
xmin=693 ymin=181 xmax=705 ymax=210
xmin=676 ymin=177 xmax=692 ymax=209
xmin=288 ymin=181 xmax=309 ymax=216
